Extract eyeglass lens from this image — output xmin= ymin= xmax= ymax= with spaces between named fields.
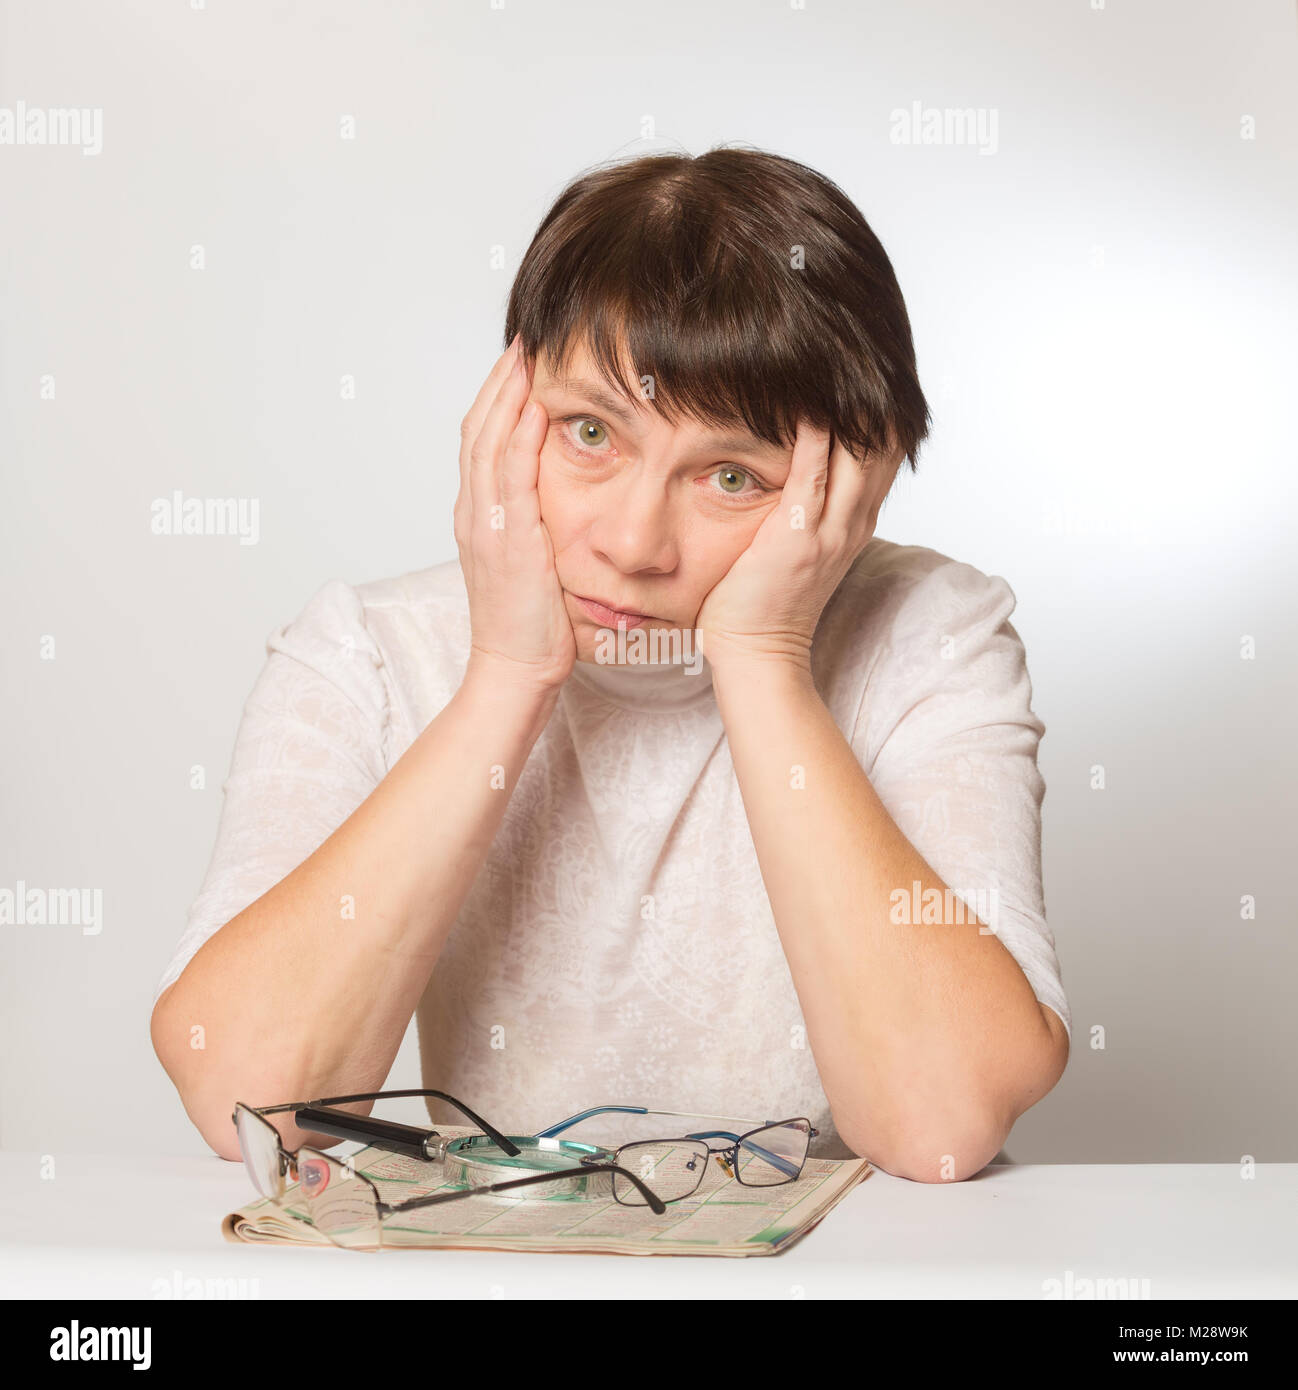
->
xmin=296 ymin=1148 xmax=384 ymax=1250
xmin=235 ymin=1104 xmax=284 ymax=1201
xmin=610 ymin=1138 xmax=711 ymax=1205
xmin=734 ymin=1119 xmax=812 ymax=1186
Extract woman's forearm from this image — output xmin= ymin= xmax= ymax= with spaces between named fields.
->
xmin=151 ymin=657 xmax=559 ymax=1160
xmin=710 ymin=653 xmax=1068 ymax=1182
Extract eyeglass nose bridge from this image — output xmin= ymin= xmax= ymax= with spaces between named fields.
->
xmin=709 ymin=1142 xmax=739 ymax=1176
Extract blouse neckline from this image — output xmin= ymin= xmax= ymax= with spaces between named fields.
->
xmin=565 ymin=644 xmax=717 ymax=711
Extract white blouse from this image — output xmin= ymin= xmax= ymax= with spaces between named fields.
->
xmin=153 ymin=538 xmax=1069 ymax=1159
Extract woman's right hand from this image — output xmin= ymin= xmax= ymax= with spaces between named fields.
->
xmin=454 ymin=334 xmax=576 ymax=693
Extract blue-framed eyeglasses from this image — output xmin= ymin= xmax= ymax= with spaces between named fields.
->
xmin=445 ymin=1105 xmax=820 ymax=1206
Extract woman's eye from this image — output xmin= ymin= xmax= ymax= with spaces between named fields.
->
xmin=713 ymin=466 xmax=755 ymax=496
xmin=569 ymin=418 xmax=608 ymax=450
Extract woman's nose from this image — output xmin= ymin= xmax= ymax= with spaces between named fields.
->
xmin=587 ymin=478 xmax=679 ymax=574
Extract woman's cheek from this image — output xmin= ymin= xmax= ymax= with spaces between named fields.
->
xmin=535 ymin=447 xmax=577 ymax=535
xmin=538 ymin=440 xmax=600 ymax=507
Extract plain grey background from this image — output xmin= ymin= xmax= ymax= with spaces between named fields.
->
xmin=2 ymin=0 xmax=1295 ymax=1163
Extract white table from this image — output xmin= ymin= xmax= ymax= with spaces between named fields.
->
xmin=1 ymin=1152 xmax=1293 ymax=1299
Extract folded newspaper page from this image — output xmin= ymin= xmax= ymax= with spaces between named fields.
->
xmin=222 ymin=1123 xmax=872 ymax=1256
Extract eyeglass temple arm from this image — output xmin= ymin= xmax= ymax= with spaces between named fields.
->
xmin=533 ymin=1104 xmax=773 ymax=1139
xmin=734 ymin=1139 xmax=803 ymax=1179
xmin=532 ymin=1105 xmax=649 ymax=1139
xmin=379 ymin=1162 xmax=668 ymax=1217
xmin=291 ymin=1089 xmax=521 ymax=1157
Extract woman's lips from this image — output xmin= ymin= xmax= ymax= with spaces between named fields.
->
xmin=572 ymin=594 xmax=654 ymax=629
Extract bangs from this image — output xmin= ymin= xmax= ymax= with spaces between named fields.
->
xmin=505 ymin=149 xmax=929 ymax=470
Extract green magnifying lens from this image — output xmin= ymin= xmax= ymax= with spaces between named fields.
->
xmin=442 ymin=1133 xmax=616 ymax=1200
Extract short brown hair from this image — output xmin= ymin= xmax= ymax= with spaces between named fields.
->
xmin=504 ymin=145 xmax=930 ymax=472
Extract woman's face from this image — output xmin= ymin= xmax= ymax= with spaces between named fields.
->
xmin=528 ymin=342 xmax=795 ymax=664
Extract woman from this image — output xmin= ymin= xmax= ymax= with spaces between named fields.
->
xmin=151 ymin=147 xmax=1069 ymax=1183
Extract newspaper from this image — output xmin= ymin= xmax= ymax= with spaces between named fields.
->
xmin=222 ymin=1123 xmax=872 ymax=1256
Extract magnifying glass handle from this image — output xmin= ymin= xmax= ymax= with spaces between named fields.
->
xmin=294 ymin=1104 xmax=432 ymax=1160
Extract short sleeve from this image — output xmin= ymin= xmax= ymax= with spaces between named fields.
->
xmin=853 ymin=561 xmax=1070 ymax=1039
xmin=151 ymin=580 xmax=390 ymax=1006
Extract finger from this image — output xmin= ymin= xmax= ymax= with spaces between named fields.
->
xmin=828 ymin=432 xmax=901 ymax=550
xmin=469 ymin=342 xmax=532 ymax=535
xmin=498 ymin=395 xmax=549 ymax=526
xmin=459 ymin=334 xmax=522 ymax=505
xmin=820 ymin=435 xmax=874 ymax=539
xmin=779 ymin=421 xmax=833 ymax=535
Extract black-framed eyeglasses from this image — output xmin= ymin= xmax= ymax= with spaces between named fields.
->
xmin=231 ymin=1089 xmax=668 ymax=1249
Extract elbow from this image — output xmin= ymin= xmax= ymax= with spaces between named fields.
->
xmin=149 ymin=981 xmax=183 ymax=1088
xmin=198 ymin=1112 xmax=245 ymax=1164
xmin=851 ymin=1133 xmax=1006 ymax=1184
xmin=843 ymin=1007 xmax=1070 ymax=1183
xmin=150 ymin=980 xmax=195 ymax=1101
xmin=887 ymin=1007 xmax=1072 ymax=1181
xmin=847 ymin=1117 xmax=1009 ymax=1184
xmin=150 ymin=981 xmax=244 ymax=1163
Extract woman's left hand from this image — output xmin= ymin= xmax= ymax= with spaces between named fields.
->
xmin=695 ymin=422 xmax=902 ymax=673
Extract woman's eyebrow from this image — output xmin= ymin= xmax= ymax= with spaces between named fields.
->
xmin=545 ymin=375 xmax=640 ymax=425
xmin=546 ymin=375 xmax=785 ymax=458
